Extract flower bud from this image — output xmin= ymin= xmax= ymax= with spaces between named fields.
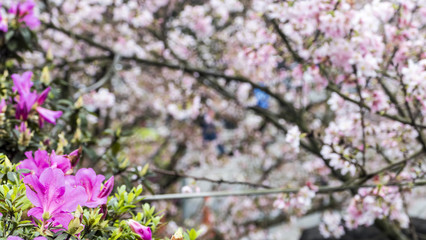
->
xmin=0 ymin=113 xmax=5 ymax=126
xmin=56 ymin=132 xmax=68 ymax=155
xmin=74 ymin=96 xmax=84 ymax=109
xmin=128 ymin=220 xmax=152 ymax=240
xmin=99 ymin=204 xmax=108 ymax=220
xmin=74 ymin=205 xmax=84 ymax=220
xmin=68 ymin=146 xmax=83 ymax=168
xmin=17 ymin=122 xmax=32 ymax=147
xmin=72 ymin=128 xmax=82 ymax=143
xmin=46 ymin=48 xmax=53 ymax=62
xmin=41 ymin=67 xmax=51 ymax=85
xmin=98 ymin=176 xmax=114 ymax=199
xmin=42 ymin=211 xmax=50 ymax=221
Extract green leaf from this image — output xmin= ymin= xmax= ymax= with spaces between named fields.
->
xmin=7 ymin=172 xmax=18 ymax=183
xmin=184 ymin=233 xmax=190 ymax=240
xmin=6 ymin=40 xmax=18 ymax=51
xmin=5 ymin=30 xmax=15 ymax=43
xmin=186 ymin=229 xmax=199 ymax=240
xmin=54 ymin=234 xmax=69 ymax=240
xmin=19 ymin=28 xmax=32 ymax=46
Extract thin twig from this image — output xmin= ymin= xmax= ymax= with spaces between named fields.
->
xmin=152 ymin=168 xmax=272 ymax=189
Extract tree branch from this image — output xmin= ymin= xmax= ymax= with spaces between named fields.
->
xmin=142 ymin=180 xmax=426 ymax=201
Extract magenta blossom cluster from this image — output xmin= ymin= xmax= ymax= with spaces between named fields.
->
xmin=19 ymin=149 xmax=114 ymax=229
xmin=12 ymin=71 xmax=62 ymax=127
xmin=9 ymin=0 xmax=40 ymax=30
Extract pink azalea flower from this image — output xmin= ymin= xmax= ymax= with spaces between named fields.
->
xmin=15 ymin=91 xmax=37 ymax=121
xmin=9 ymin=0 xmax=40 ymax=30
xmin=33 ymin=85 xmax=63 ymax=127
xmin=128 ymin=220 xmax=152 ymax=240
xmin=6 ymin=237 xmax=22 ymax=240
xmin=11 ymin=72 xmax=62 ymax=126
xmin=12 ymin=72 xmax=37 ymax=121
xmin=36 ymin=106 xmax=63 ymax=127
xmin=24 ymin=168 xmax=87 ymax=229
xmin=34 ymin=237 xmax=47 ymax=240
xmin=17 ymin=150 xmax=72 ymax=177
xmin=12 ymin=72 xmax=34 ymax=95
xmin=49 ymin=150 xmax=73 ymax=174
xmin=69 ymin=168 xmax=114 ymax=208
xmin=36 ymin=87 xmax=50 ymax=105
